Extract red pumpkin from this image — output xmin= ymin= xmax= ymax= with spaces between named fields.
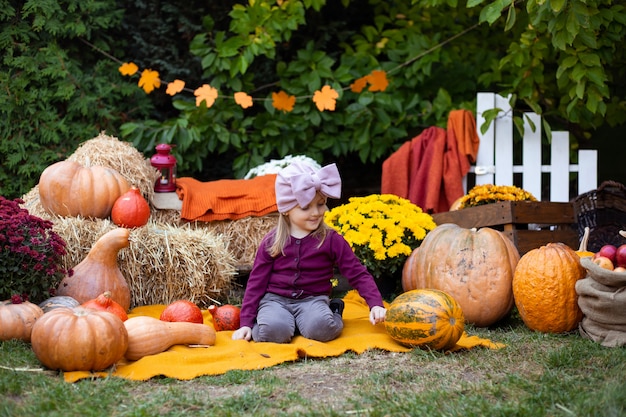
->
xmin=208 ymin=304 xmax=241 ymax=331
xmin=160 ymin=300 xmax=204 ymax=324
xmin=111 ymin=187 xmax=151 ymax=228
xmin=81 ymin=291 xmax=128 ymax=321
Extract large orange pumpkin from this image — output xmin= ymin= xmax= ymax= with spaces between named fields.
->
xmin=402 ymin=224 xmax=519 ymax=327
xmin=513 ymin=242 xmax=586 ymax=333
xmin=30 ymin=307 xmax=128 ymax=372
xmin=38 ymin=160 xmax=130 ymax=218
xmin=384 ymin=289 xmax=465 ymax=351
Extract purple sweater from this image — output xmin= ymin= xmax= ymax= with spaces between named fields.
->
xmin=239 ymin=229 xmax=384 ymax=329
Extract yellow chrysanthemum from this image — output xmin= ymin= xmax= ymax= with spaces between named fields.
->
xmin=324 ymin=194 xmax=436 ymax=280
xmin=458 ymin=184 xmax=537 ymax=209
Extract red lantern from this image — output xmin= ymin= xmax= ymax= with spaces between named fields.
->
xmin=150 ymin=144 xmax=177 ymax=193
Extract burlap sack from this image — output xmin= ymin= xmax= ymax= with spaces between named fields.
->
xmin=577 ymin=257 xmax=626 ymax=347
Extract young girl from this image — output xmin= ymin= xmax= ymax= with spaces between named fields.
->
xmin=232 ymin=161 xmax=386 ymax=343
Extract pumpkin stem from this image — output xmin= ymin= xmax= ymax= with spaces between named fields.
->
xmin=620 ymin=230 xmax=626 ymax=239
xmin=579 ymin=227 xmax=590 ymax=252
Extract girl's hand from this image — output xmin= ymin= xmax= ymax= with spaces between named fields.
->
xmin=369 ymin=306 xmax=386 ymax=325
xmin=232 ymin=326 xmax=252 ymax=341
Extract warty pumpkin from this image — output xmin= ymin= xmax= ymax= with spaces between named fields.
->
xmin=513 ymin=242 xmax=586 ymax=333
xmin=384 ymin=289 xmax=465 ymax=351
xmin=56 ymin=228 xmax=131 ymax=311
xmin=111 ymin=187 xmax=151 ymax=228
xmin=402 ymin=224 xmax=520 ymax=327
xmin=38 ymin=296 xmax=80 ymax=314
xmin=0 ymin=300 xmax=44 ymax=342
xmin=38 ymin=160 xmax=130 ymax=219
xmin=30 ymin=307 xmax=128 ymax=372
xmin=124 ymin=316 xmax=216 ymax=361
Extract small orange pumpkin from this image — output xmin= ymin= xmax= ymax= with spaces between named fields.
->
xmin=81 ymin=291 xmax=128 ymax=321
xmin=30 ymin=307 xmax=128 ymax=371
xmin=160 ymin=300 xmax=204 ymax=324
xmin=111 ymin=187 xmax=151 ymax=228
xmin=38 ymin=160 xmax=130 ymax=218
xmin=208 ymin=304 xmax=241 ymax=331
xmin=513 ymin=242 xmax=586 ymax=333
xmin=0 ymin=300 xmax=44 ymax=342
xmin=402 ymin=224 xmax=519 ymax=327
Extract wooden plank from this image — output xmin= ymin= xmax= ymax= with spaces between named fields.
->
xmin=578 ymin=149 xmax=598 ymax=195
xmin=431 ymin=201 xmax=574 ymax=229
xmin=494 ymin=94 xmax=513 ymax=186
xmin=505 ymin=228 xmax=579 ymax=255
xmin=475 ymin=92 xmax=496 ymax=186
xmin=522 ymin=112 xmax=542 ymax=201
xmin=550 ymin=132 xmax=570 ymax=202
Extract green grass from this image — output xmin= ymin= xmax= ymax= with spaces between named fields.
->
xmin=1 ymin=314 xmax=624 ymax=417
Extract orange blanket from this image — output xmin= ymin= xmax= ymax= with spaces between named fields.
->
xmin=381 ymin=110 xmax=480 ymax=213
xmin=175 ymin=174 xmax=278 ymax=221
xmin=63 ymin=291 xmax=505 ymax=383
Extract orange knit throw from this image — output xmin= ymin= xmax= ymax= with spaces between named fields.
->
xmin=175 ymin=174 xmax=278 ymax=221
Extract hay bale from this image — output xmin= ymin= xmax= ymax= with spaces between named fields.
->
xmin=150 ymin=210 xmax=277 ymax=270
xmin=49 ymin=217 xmax=236 ymax=309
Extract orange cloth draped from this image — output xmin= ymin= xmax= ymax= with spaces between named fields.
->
xmin=381 ymin=110 xmax=480 ymax=213
xmin=175 ymin=174 xmax=278 ymax=221
xmin=63 ymin=291 xmax=505 ymax=383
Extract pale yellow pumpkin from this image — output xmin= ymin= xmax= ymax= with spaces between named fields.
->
xmin=402 ymin=223 xmax=520 ymax=327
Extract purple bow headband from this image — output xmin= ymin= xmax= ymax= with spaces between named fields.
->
xmin=275 ymin=161 xmax=342 ymax=212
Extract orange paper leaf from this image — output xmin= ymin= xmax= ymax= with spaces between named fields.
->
xmin=166 ymin=79 xmax=185 ymax=96
xmin=119 ymin=62 xmax=138 ymax=76
xmin=272 ymin=91 xmax=296 ymax=112
xmin=234 ymin=92 xmax=253 ymax=109
xmin=350 ymin=76 xmax=368 ymax=93
xmin=366 ymin=70 xmax=388 ymax=92
xmin=312 ymin=85 xmax=339 ymax=111
xmin=195 ymin=84 xmax=218 ymax=108
xmin=138 ymin=69 xmax=161 ymax=94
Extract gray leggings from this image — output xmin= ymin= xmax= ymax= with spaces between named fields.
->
xmin=251 ymin=293 xmax=343 ymax=343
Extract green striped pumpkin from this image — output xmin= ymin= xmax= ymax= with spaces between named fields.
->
xmin=385 ymin=289 xmax=465 ymax=350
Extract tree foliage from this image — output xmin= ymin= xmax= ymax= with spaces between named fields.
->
xmin=0 ymin=0 xmax=153 ymax=199
xmin=121 ymin=0 xmax=625 ymax=180
xmin=2 ymin=0 xmax=624 ymax=198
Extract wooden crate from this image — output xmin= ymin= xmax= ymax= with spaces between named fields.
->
xmin=431 ymin=201 xmax=579 ymax=255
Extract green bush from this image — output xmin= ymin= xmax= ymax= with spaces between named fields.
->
xmin=0 ymin=0 xmax=153 ymax=199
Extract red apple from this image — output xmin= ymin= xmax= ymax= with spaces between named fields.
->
xmin=595 ymin=244 xmax=617 ymax=263
xmin=615 ymin=244 xmax=626 ymax=268
xmin=593 ymin=256 xmax=614 ymax=271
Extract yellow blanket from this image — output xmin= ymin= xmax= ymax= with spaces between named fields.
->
xmin=63 ymin=291 xmax=505 ymax=383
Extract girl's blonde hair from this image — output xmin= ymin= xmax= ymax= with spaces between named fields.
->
xmin=268 ymin=213 xmax=330 ymax=257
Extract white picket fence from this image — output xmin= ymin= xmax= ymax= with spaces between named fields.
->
xmin=465 ymin=92 xmax=598 ymax=202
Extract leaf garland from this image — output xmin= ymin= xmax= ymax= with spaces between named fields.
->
xmin=118 ymin=61 xmax=388 ymax=113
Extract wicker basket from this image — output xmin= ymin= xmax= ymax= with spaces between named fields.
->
xmin=573 ymin=181 xmax=626 ymax=252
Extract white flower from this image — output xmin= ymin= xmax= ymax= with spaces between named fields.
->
xmin=244 ymin=155 xmax=322 ymax=179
